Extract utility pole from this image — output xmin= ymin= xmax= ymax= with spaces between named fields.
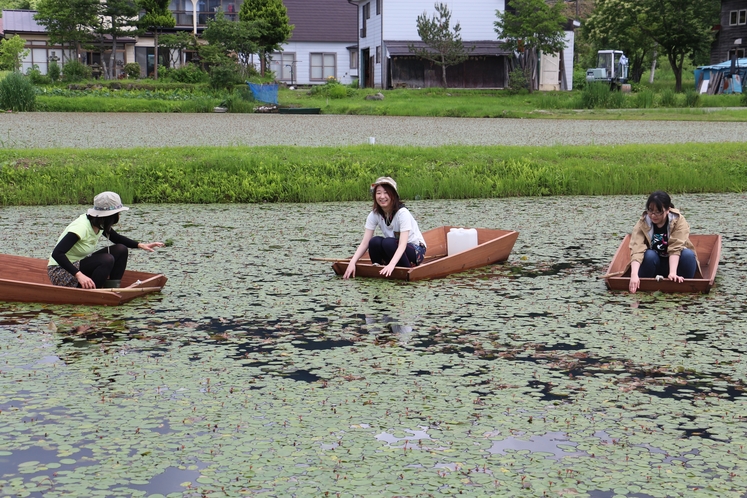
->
xmin=576 ymin=0 xmax=579 ymax=19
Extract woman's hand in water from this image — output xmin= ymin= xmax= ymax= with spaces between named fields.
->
xmin=138 ymin=242 xmax=165 ymax=252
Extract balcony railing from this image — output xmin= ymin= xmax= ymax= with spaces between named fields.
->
xmin=171 ymin=9 xmax=239 ymax=27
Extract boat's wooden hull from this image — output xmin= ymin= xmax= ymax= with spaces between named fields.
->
xmin=604 ymin=234 xmax=721 ymax=293
xmin=0 ymin=254 xmax=167 ymax=305
xmin=332 ymin=227 xmax=519 ymax=281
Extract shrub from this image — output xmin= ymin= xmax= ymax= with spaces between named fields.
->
xmin=579 ymin=82 xmax=610 ymax=108
xmin=0 ymin=71 xmax=36 ymax=111
xmin=47 ymin=61 xmax=60 ymax=82
xmin=309 ymin=78 xmax=356 ymax=98
xmin=572 ymin=69 xmax=587 ymax=91
xmin=634 ymin=90 xmax=654 ymax=108
xmin=163 ymin=63 xmax=209 ymax=84
xmin=607 ymin=90 xmax=626 ymax=109
xmin=26 ymin=65 xmax=51 ymax=85
xmin=224 ymin=88 xmax=254 ymax=113
xmin=123 ymin=62 xmax=141 ymax=79
xmin=659 ymin=88 xmax=677 ymax=107
xmin=209 ymin=64 xmax=241 ymax=90
xmin=684 ymin=90 xmax=701 ymax=108
xmin=63 ymin=60 xmax=92 ymax=82
xmin=507 ymin=67 xmax=528 ymax=93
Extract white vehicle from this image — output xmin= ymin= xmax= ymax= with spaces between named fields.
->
xmin=586 ymin=50 xmax=629 ymax=89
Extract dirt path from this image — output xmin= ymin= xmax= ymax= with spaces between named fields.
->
xmin=3 ymin=112 xmax=747 ymax=149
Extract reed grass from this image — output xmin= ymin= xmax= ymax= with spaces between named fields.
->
xmin=1 ymin=143 xmax=745 ymax=205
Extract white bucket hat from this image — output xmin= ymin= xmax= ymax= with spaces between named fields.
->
xmin=370 ymin=176 xmax=398 ymax=194
xmin=87 ymin=191 xmax=130 ymax=217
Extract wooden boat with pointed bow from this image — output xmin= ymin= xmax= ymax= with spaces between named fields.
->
xmin=603 ymin=234 xmax=721 ymax=293
xmin=331 ymin=226 xmax=519 ymax=281
xmin=0 ymin=254 xmax=167 ymax=305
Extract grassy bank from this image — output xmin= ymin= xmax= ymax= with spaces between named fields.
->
xmin=0 ymin=143 xmax=745 ymax=205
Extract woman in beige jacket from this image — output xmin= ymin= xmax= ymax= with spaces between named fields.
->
xmin=628 ymin=191 xmax=698 ymax=293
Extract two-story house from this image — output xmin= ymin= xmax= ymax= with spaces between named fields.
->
xmin=347 ymin=0 xmax=574 ymax=90
xmin=711 ymin=0 xmax=747 ymax=64
xmin=268 ymin=0 xmax=358 ymax=85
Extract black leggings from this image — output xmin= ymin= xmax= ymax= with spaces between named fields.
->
xmin=368 ymin=236 xmax=417 ymax=267
xmin=79 ymin=244 xmax=129 ymax=288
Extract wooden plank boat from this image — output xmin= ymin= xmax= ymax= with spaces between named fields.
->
xmin=332 ymin=226 xmax=519 ymax=282
xmin=604 ymin=234 xmax=721 ymax=293
xmin=0 ymin=254 xmax=168 ymax=306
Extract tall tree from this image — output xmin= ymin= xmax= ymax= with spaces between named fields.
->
xmin=494 ymin=0 xmax=567 ymax=92
xmin=0 ymin=34 xmax=29 ymax=71
xmin=408 ymin=2 xmax=473 ymax=89
xmin=136 ymin=0 xmax=175 ymax=79
xmin=583 ymin=0 xmax=653 ymax=84
xmin=203 ymin=11 xmax=260 ymax=77
xmin=34 ymin=0 xmax=99 ymax=62
xmin=0 ymin=0 xmax=41 ymax=11
xmin=239 ymin=0 xmax=293 ymax=75
xmin=637 ymin=0 xmax=719 ymax=92
xmin=97 ymin=0 xmax=140 ymax=79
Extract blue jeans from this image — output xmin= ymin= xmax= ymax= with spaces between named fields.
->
xmin=638 ymin=248 xmax=697 ymax=279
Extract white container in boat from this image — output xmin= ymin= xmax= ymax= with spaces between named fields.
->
xmin=447 ymin=228 xmax=478 ymax=256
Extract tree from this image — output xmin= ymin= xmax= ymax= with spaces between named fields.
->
xmin=136 ymin=0 xmax=175 ymax=79
xmin=637 ymin=0 xmax=719 ymax=92
xmin=158 ymin=31 xmax=195 ymax=67
xmin=494 ymin=0 xmax=567 ymax=92
xmin=35 ymin=0 xmax=99 ymax=62
xmin=0 ymin=35 xmax=29 ymax=71
xmin=203 ymin=11 xmax=261 ymax=78
xmin=583 ymin=0 xmax=653 ymax=84
xmin=97 ymin=0 xmax=140 ymax=79
xmin=408 ymin=2 xmax=474 ymax=89
xmin=239 ymin=0 xmax=293 ymax=75
xmin=0 ymin=0 xmax=41 ymax=11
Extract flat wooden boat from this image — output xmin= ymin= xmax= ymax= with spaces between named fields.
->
xmin=604 ymin=234 xmax=721 ymax=293
xmin=332 ymin=226 xmax=519 ymax=281
xmin=0 ymin=254 xmax=168 ymax=306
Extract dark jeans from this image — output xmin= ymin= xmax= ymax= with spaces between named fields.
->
xmin=638 ymin=248 xmax=697 ymax=279
xmin=368 ymin=236 xmax=424 ymax=268
xmin=79 ymin=244 xmax=129 ymax=288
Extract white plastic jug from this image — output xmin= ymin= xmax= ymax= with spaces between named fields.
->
xmin=447 ymin=228 xmax=478 ymax=256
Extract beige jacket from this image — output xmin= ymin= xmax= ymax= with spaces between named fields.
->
xmin=629 ymin=208 xmax=698 ymax=269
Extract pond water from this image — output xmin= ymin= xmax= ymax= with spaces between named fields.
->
xmin=1 ymin=195 xmax=746 ymax=497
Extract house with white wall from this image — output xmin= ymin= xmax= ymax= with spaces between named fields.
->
xmin=347 ymin=0 xmax=574 ymax=90
xmin=269 ymin=0 xmax=358 ymax=85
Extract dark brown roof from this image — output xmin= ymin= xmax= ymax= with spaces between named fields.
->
xmin=386 ymin=40 xmax=511 ymax=57
xmin=284 ymin=0 xmax=357 ymax=43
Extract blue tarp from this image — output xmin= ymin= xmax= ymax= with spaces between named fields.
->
xmin=248 ymin=83 xmax=279 ymax=104
xmin=694 ymin=58 xmax=747 ymax=94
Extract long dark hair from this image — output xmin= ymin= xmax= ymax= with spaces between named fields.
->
xmin=646 ymin=191 xmax=674 ymax=213
xmin=88 ymin=213 xmax=119 ymax=235
xmin=372 ymin=183 xmax=404 ymax=223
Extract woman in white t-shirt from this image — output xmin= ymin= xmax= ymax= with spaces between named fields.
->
xmin=343 ymin=177 xmax=427 ymax=279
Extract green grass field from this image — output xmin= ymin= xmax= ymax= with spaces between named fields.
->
xmin=1 ymin=143 xmax=745 ymax=205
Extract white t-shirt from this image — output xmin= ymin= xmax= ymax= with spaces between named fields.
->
xmin=365 ymin=207 xmax=426 ymax=248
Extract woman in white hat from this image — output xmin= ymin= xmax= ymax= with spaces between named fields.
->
xmin=47 ymin=191 xmax=164 ymax=289
xmin=343 ymin=177 xmax=426 ymax=279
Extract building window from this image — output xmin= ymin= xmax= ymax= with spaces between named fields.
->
xmin=376 ymin=0 xmax=380 ymax=15
xmin=730 ymin=10 xmax=747 ymax=25
xmin=270 ymin=52 xmax=296 ymax=82
xmin=310 ymin=53 xmax=336 ymax=80
xmin=363 ymin=2 xmax=370 ymax=19
xmin=729 ymin=48 xmax=746 ymax=60
xmin=349 ymin=49 xmax=358 ymax=70
xmin=375 ymin=45 xmax=381 ymax=64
